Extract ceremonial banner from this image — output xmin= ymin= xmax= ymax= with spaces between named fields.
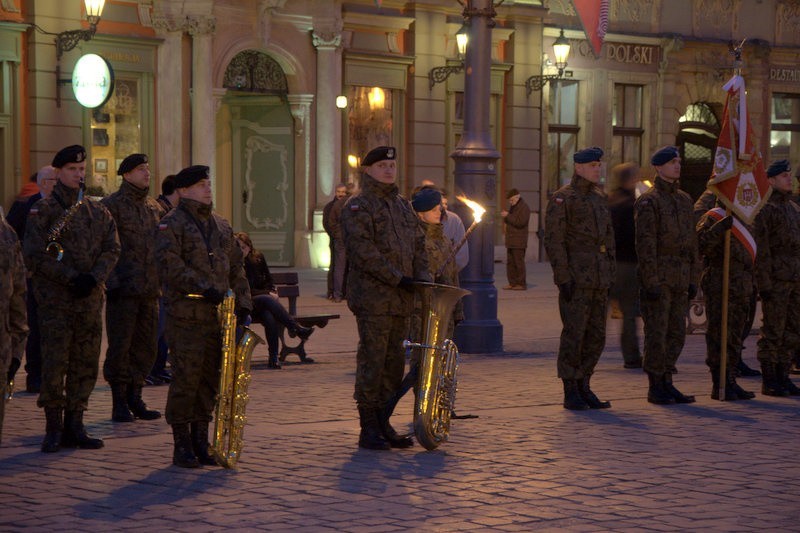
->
xmin=572 ymin=0 xmax=609 ymax=58
xmin=707 ymin=75 xmax=771 ymax=225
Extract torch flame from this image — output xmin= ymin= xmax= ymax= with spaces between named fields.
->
xmin=457 ymin=195 xmax=486 ymax=223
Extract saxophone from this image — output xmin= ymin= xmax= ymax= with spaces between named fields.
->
xmin=406 ymin=282 xmax=470 ymax=451
xmin=46 ymin=187 xmax=84 ymax=262
xmin=210 ymin=290 xmax=264 ymax=468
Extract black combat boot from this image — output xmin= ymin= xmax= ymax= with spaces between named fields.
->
xmin=647 ymin=373 xmax=675 ymax=405
xmin=357 ymin=406 xmax=390 ymax=450
xmin=190 ymin=421 xmax=218 ymax=465
xmin=777 ymin=363 xmax=800 ymax=396
xmin=727 ymin=369 xmax=755 ymax=399
xmin=111 ymin=383 xmax=134 ymax=422
xmin=61 ymin=410 xmax=104 ymax=449
xmin=562 ymin=379 xmax=590 ymax=410
xmin=172 ymin=424 xmax=200 ymax=468
xmin=267 ymin=353 xmax=281 ymax=369
xmin=735 ymin=359 xmax=761 ymax=377
xmin=41 ymin=407 xmax=63 ymax=453
xmin=663 ymin=373 xmax=695 ymax=403
xmin=127 ymin=385 xmax=162 ymax=420
xmin=761 ymin=362 xmax=788 ymax=396
xmin=376 ymin=407 xmax=414 ymax=448
xmin=578 ymin=376 xmax=611 ymax=409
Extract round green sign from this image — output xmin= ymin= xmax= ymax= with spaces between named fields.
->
xmin=72 ymin=53 xmax=115 ymax=109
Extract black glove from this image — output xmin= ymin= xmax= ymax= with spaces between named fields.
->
xmin=644 ymin=286 xmax=662 ymax=301
xmin=398 ymin=276 xmax=416 ymax=292
xmin=558 ymin=280 xmax=576 ymax=302
xmin=70 ymin=273 xmax=97 ymax=298
xmin=106 ymin=287 xmax=122 ymax=302
xmin=202 ymin=287 xmax=225 ymax=305
xmin=711 ymin=215 xmax=734 ymax=232
xmin=688 ymin=283 xmax=698 ymax=300
xmin=235 ymin=308 xmax=252 ymax=327
xmin=759 ymin=290 xmax=772 ymax=302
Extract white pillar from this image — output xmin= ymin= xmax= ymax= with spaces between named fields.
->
xmin=153 ymin=27 xmax=184 ymax=178
xmin=188 ymin=16 xmax=217 ymax=178
xmin=312 ymin=31 xmax=343 ymax=204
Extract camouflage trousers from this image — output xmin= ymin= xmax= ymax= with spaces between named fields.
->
xmin=354 ymin=314 xmax=410 ymax=409
xmin=37 ymin=303 xmax=103 ymax=411
xmin=757 ymin=279 xmax=800 ymax=366
xmin=164 ymin=316 xmax=221 ymax=425
xmin=702 ymin=271 xmax=753 ymax=368
xmin=556 ymin=287 xmax=609 ymax=380
xmin=0 ymin=333 xmax=9 ymax=445
xmin=640 ymin=285 xmax=687 ymax=376
xmin=103 ymin=296 xmax=158 ymax=387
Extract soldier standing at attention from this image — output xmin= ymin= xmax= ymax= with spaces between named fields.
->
xmin=545 ymin=147 xmax=616 ymax=410
xmin=24 ymin=145 xmax=121 ymax=453
xmin=102 ymin=154 xmax=163 ymax=423
xmin=753 ymin=159 xmax=800 ymax=397
xmin=0 ymin=215 xmax=28 ymax=444
xmin=341 ymin=146 xmax=430 ymax=450
xmin=156 ymin=165 xmax=251 ymax=468
xmin=635 ymin=146 xmax=700 ymax=404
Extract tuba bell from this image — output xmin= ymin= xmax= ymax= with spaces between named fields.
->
xmin=210 ymin=290 xmax=264 ymax=468
xmin=406 ymin=282 xmax=470 ymax=451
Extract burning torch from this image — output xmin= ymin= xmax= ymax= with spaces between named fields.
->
xmin=436 ymin=196 xmax=486 ymax=279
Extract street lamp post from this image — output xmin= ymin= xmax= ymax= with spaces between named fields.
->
xmin=452 ymin=0 xmax=503 ymax=354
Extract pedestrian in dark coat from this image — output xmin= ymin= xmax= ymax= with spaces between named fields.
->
xmin=635 ymin=146 xmax=701 ymax=404
xmin=341 ymin=146 xmax=431 ymax=450
xmin=545 ymin=147 xmax=616 ymax=410
xmin=501 ymin=189 xmax=531 ymax=290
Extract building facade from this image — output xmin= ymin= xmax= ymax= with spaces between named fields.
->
xmin=2 ymin=0 xmax=800 ymax=267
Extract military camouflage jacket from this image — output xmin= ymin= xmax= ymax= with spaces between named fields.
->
xmin=696 ymin=210 xmax=754 ymax=281
xmin=0 ymin=219 xmax=28 ymax=365
xmin=23 ymin=181 xmax=120 ymax=310
xmin=544 ymin=176 xmax=616 ymax=289
xmin=754 ymin=189 xmax=800 ymax=292
xmin=102 ymin=180 xmax=164 ymax=298
xmin=156 ymin=198 xmax=251 ymax=322
xmin=634 ymin=177 xmax=700 ymax=291
xmin=341 ymin=174 xmax=430 ymax=316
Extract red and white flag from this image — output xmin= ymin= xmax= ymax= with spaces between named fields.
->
xmin=572 ymin=0 xmax=609 ymax=58
xmin=708 ymin=74 xmax=771 ymax=225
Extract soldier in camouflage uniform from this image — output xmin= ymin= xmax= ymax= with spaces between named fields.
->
xmin=0 ymin=217 xmax=28 ymax=444
xmin=156 ymin=165 xmax=252 ymax=468
xmin=341 ymin=146 xmax=431 ymax=450
xmin=753 ymin=159 xmax=800 ymax=397
xmin=696 ymin=202 xmax=756 ymax=400
xmin=23 ymin=145 xmax=121 ymax=453
xmin=635 ymin=146 xmax=700 ymax=404
xmin=102 ymin=154 xmax=163 ymax=423
xmin=545 ymin=147 xmax=616 ymax=410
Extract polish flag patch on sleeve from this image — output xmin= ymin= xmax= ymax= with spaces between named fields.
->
xmin=29 ymin=208 xmax=38 ymax=215
xmin=158 ymin=223 xmax=168 ymax=230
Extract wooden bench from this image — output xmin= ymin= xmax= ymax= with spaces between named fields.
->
xmin=270 ymin=272 xmax=340 ymax=363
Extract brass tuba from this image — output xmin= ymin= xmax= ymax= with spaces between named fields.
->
xmin=407 ymin=282 xmax=470 ymax=451
xmin=211 ymin=290 xmax=264 ymax=468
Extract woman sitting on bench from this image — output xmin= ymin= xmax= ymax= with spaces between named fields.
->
xmin=235 ymin=232 xmax=313 ymax=369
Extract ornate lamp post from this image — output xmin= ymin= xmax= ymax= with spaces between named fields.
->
xmin=451 ymin=0 xmax=503 ymax=354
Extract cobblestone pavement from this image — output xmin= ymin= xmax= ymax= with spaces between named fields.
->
xmin=2 ymin=262 xmax=799 ymax=532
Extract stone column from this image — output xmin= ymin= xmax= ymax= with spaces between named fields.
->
xmin=312 ymin=31 xmax=343 ymax=203
xmin=152 ymin=20 xmax=184 ymax=180
xmin=288 ymin=94 xmax=317 ymax=268
xmin=187 ymin=15 xmax=217 ymax=182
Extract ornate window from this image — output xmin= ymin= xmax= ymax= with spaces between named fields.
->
xmin=223 ymin=50 xmax=288 ymax=95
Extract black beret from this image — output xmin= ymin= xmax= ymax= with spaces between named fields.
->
xmin=117 ymin=153 xmax=148 ymax=176
xmin=651 ymin=146 xmax=680 ymax=166
xmin=174 ymin=165 xmax=210 ymax=189
xmin=362 ymin=146 xmax=396 ymax=167
xmin=411 ymin=187 xmax=442 ymax=212
xmin=767 ymin=159 xmax=791 ymax=178
xmin=573 ymin=147 xmax=604 ymax=164
xmin=506 ymin=188 xmax=520 ymax=199
xmin=52 ymin=145 xmax=86 ymax=168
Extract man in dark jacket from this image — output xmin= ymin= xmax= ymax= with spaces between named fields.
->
xmin=501 ymin=188 xmax=531 ymax=290
xmin=341 ymin=146 xmax=431 ymax=450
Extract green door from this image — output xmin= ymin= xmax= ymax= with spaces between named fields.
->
xmin=229 ymin=96 xmax=295 ymax=266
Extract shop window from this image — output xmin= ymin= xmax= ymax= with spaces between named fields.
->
xmin=612 ymin=84 xmax=644 ymax=167
xmin=546 ymin=79 xmax=580 ymax=193
xmin=344 ymin=86 xmax=394 ymax=185
xmin=676 ymin=102 xmax=721 ymax=201
xmin=89 ymin=78 xmax=141 ymax=196
xmin=770 ymin=93 xmax=800 ymax=163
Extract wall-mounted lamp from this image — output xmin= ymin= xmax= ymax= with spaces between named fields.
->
xmin=367 ymin=87 xmax=385 ymax=110
xmin=526 ymin=28 xmax=573 ymax=95
xmin=336 ymin=95 xmax=348 ymax=109
xmin=428 ymin=23 xmax=468 ymax=89
xmin=55 ymin=0 xmax=107 ymax=60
